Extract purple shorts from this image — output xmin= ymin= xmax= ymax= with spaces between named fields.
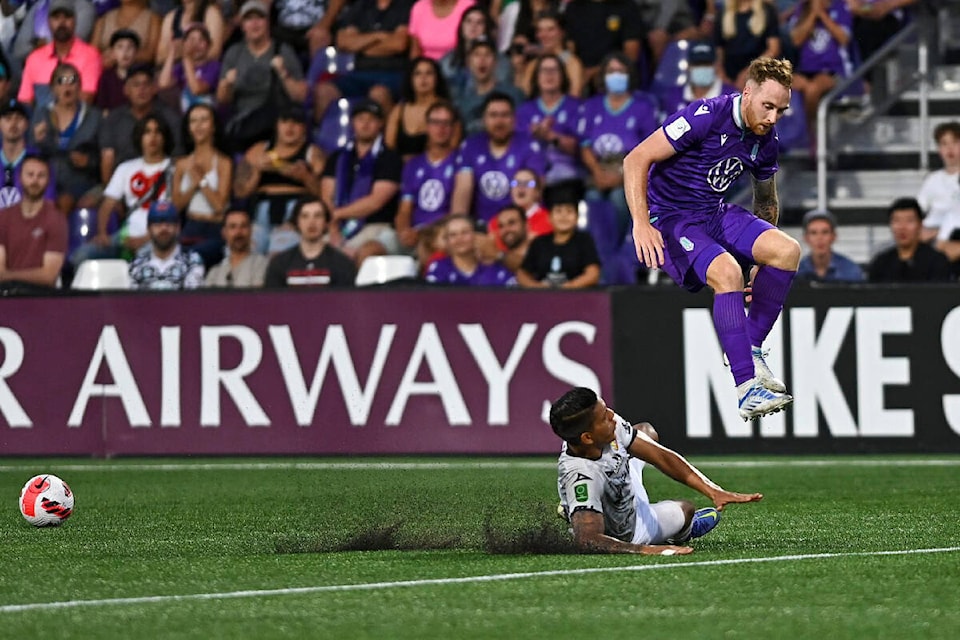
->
xmin=650 ymin=203 xmax=775 ymax=292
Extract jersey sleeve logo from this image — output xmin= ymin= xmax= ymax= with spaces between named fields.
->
xmin=574 ymin=483 xmax=589 ymax=502
xmin=665 ymin=116 xmax=691 ymax=141
xmin=694 ymin=104 xmax=710 ymax=116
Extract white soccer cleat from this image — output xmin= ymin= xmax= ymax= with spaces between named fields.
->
xmin=737 ymin=378 xmax=793 ymax=421
xmin=751 ymin=346 xmax=786 ymax=393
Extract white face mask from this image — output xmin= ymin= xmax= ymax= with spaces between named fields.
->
xmin=689 ymin=66 xmax=716 ymax=88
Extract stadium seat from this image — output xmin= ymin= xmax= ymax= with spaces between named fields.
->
xmin=578 ymin=198 xmax=620 ymax=261
xmin=355 ymin=255 xmax=418 ymax=287
xmin=314 ymin=97 xmax=357 ymax=154
xmin=71 ymin=259 xmax=131 ymax=290
xmin=306 ymin=46 xmax=357 ymax=86
xmin=68 ymin=208 xmax=119 ymax=258
xmin=650 ymin=40 xmax=690 ymax=98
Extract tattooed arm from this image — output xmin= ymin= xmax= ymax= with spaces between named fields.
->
xmin=752 ymin=175 xmax=780 ymax=226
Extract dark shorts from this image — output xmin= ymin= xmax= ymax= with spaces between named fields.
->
xmin=651 ymin=203 xmax=774 ymax=292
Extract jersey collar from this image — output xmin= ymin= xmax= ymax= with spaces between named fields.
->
xmin=732 ymin=94 xmax=745 ymax=131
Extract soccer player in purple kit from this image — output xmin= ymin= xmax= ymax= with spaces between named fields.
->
xmin=624 ymin=57 xmax=801 ymax=421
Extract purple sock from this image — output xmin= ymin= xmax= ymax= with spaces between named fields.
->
xmin=714 ymin=291 xmax=753 ymax=386
xmin=747 ymin=266 xmax=796 ymax=347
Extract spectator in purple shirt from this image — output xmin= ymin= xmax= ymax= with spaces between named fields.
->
xmin=424 ymin=213 xmax=516 ymax=285
xmin=787 ymin=0 xmax=854 ymax=146
xmin=451 ymin=91 xmax=546 ymax=225
xmin=158 ymin=22 xmax=221 ymax=114
xmin=395 ymin=100 xmax=460 ymax=266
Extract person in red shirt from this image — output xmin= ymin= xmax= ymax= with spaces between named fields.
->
xmin=485 ymin=166 xmax=552 ymax=253
xmin=0 ymin=155 xmax=67 ymax=290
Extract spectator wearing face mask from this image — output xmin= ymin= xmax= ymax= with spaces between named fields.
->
xmin=659 ymin=41 xmax=738 ymax=117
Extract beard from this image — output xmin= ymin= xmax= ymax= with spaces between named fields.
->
xmin=53 ymin=26 xmax=73 ymax=43
xmin=22 ymin=184 xmax=46 ymax=201
xmin=151 ymin=233 xmax=178 ymax=253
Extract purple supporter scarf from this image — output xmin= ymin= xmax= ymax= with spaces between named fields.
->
xmin=334 ymin=137 xmax=382 ymax=239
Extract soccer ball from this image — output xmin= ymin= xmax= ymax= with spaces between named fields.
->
xmin=19 ymin=474 xmax=74 ymax=527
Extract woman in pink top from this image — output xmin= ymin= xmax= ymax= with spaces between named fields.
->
xmin=409 ymin=0 xmax=475 ymax=60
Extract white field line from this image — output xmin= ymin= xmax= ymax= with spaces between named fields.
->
xmin=1 ymin=459 xmax=960 ymax=473
xmin=1 ymin=547 xmax=958 ymax=614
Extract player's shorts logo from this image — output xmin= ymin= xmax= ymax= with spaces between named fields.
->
xmin=707 ymin=157 xmax=744 ymax=192
xmin=479 ymin=170 xmax=510 ymax=200
xmin=680 ymin=236 xmax=695 ymax=252
xmin=417 ymin=179 xmax=446 ymax=212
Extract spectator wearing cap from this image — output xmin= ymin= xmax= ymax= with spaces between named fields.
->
xmin=203 ymin=209 xmax=269 ymax=287
xmin=0 ymin=154 xmax=66 ymax=290
xmin=217 ymin=1 xmax=307 ymax=146
xmin=171 ymin=103 xmax=232 ymax=269
xmin=31 ymin=62 xmax=103 ymax=215
xmin=456 ymin=39 xmax=525 ymax=136
xmin=796 ymin=209 xmax=864 ymax=282
xmin=128 ymin=199 xmax=205 ymax=290
xmin=233 ymin=105 xmax=325 ymax=255
xmin=92 ymin=0 xmax=161 ymax=65
xmin=311 ymin=0 xmax=412 ymax=126
xmin=11 ymin=0 xmax=97 ymax=66
xmin=156 ymin=0 xmax=227 ymax=65
xmin=98 ymin=63 xmax=182 ymax=184
xmin=320 ymin=98 xmax=403 ymax=267
xmin=158 ymin=21 xmax=221 ymax=114
xmin=659 ymin=41 xmax=738 ymax=116
xmin=867 ymin=197 xmax=952 ymax=283
xmin=0 ymin=100 xmax=57 ymax=208
xmin=96 ymin=29 xmax=141 ymax=112
xmin=18 ymin=0 xmax=103 ymax=107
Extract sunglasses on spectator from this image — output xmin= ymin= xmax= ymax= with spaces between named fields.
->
xmin=511 ymin=179 xmax=537 ymax=188
xmin=55 ymin=75 xmax=79 ymax=85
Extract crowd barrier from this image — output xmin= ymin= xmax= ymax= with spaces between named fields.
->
xmin=1 ymin=285 xmax=958 ymax=456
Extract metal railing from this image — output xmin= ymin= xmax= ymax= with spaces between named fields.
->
xmin=815 ymin=20 xmax=932 ymax=211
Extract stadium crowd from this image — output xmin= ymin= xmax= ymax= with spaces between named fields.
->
xmin=0 ymin=0 xmax=951 ymax=292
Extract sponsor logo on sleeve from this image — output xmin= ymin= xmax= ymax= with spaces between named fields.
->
xmin=574 ymin=484 xmax=589 ymax=502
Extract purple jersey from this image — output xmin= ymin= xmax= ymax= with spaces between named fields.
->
xmin=516 ymin=96 xmax=582 ymax=184
xmin=0 ymin=147 xmax=57 ymax=208
xmin=173 ymin=59 xmax=222 ymax=112
xmin=455 ymin=132 xmax=547 ymax=223
xmin=787 ymin=0 xmax=854 ymax=76
xmin=424 ymin=256 xmax=516 ymax=286
xmin=401 ymin=151 xmax=457 ymax=227
xmin=577 ymin=92 xmax=659 ymax=164
xmin=647 ymin=94 xmax=779 ymax=215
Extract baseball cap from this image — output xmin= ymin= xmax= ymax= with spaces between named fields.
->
xmin=802 ymin=208 xmax=837 ymax=230
xmin=147 ymin=200 xmax=179 ymax=225
xmin=239 ymin=0 xmax=269 ymax=17
xmin=688 ymin=41 xmax=716 ymax=65
xmin=0 ymin=99 xmax=29 ymax=118
xmin=49 ymin=0 xmax=76 ymax=16
xmin=350 ymin=98 xmax=384 ymax=119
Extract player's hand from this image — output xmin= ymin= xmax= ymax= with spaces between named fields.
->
xmin=712 ymin=490 xmax=763 ymax=511
xmin=633 ymin=221 xmax=665 ymax=268
xmin=641 ymin=544 xmax=693 ymax=556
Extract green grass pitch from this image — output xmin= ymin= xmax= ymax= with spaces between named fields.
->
xmin=2 ymin=456 xmax=959 ymax=639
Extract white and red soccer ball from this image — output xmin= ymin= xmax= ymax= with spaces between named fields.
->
xmin=19 ymin=474 xmax=74 ymax=527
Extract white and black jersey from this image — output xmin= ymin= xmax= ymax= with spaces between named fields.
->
xmin=556 ymin=414 xmax=639 ymax=542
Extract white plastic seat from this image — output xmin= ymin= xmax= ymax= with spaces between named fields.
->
xmin=355 ymin=255 xmax=418 ymax=287
xmin=71 ymin=259 xmax=131 ymax=290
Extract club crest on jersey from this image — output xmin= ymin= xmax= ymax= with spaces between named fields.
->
xmin=751 ymin=143 xmax=759 ymax=161
xmin=707 ymin=157 xmax=744 ymax=192
xmin=594 ymin=133 xmax=624 ymax=157
xmin=479 ymin=170 xmax=510 ymax=200
xmin=418 ymin=179 xmax=446 ymax=211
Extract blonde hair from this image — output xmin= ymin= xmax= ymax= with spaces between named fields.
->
xmin=722 ymin=0 xmax=768 ymax=40
xmin=745 ymin=57 xmax=793 ymax=89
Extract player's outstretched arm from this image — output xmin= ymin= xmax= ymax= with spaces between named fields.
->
xmin=570 ymin=510 xmax=693 ymax=555
xmin=623 ymin=129 xmax=676 ymax=268
xmin=628 ymin=433 xmax=763 ymax=510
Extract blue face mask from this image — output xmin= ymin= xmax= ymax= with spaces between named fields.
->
xmin=604 ymin=72 xmax=629 ymax=95
xmin=689 ymin=66 xmax=716 ymax=88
